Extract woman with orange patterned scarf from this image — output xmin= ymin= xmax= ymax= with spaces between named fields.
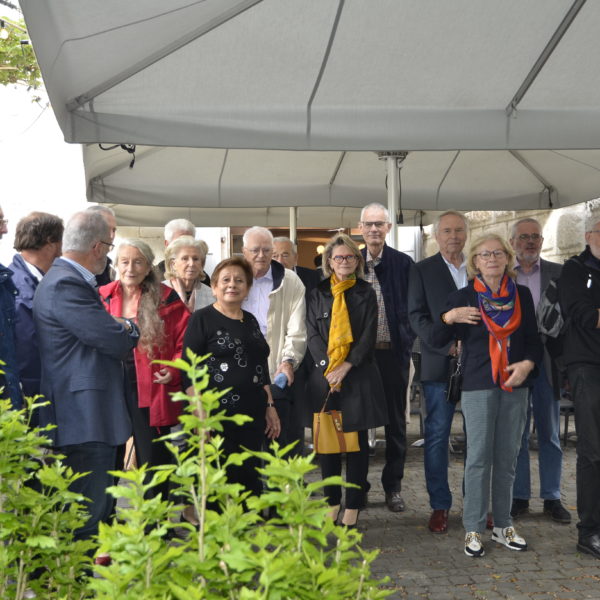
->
xmin=437 ymin=233 xmax=543 ymax=558
xmin=306 ymin=233 xmax=387 ymax=529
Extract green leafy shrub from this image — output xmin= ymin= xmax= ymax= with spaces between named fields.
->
xmin=89 ymin=351 xmax=391 ymax=599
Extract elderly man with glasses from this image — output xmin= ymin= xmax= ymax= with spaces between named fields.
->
xmin=358 ymin=203 xmax=415 ymax=513
xmin=509 ymin=217 xmax=571 ymax=526
xmin=242 ymin=226 xmax=307 ymax=451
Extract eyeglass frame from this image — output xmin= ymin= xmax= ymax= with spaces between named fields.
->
xmin=330 ymin=254 xmax=358 ymax=264
xmin=359 ymin=220 xmax=390 ymax=229
xmin=516 ymin=233 xmax=542 ymax=241
xmin=244 ymin=246 xmax=273 ymax=256
xmin=98 ymin=240 xmax=115 ymax=251
xmin=475 ymin=250 xmax=507 ymax=261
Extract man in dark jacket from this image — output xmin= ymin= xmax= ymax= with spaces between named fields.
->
xmin=509 ymin=218 xmax=571 ymax=525
xmin=359 ymin=202 xmax=414 ymax=512
xmin=558 ymin=216 xmax=600 ymax=559
xmin=0 ymin=204 xmax=21 ymax=409
xmin=9 ymin=212 xmax=63 ymax=401
xmin=408 ymin=210 xmax=468 ymax=532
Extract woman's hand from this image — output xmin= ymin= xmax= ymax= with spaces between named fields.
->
xmin=325 ymin=361 xmax=352 ymax=391
xmin=444 ymin=307 xmax=481 ymax=325
xmin=153 ymin=368 xmax=173 ymax=385
xmin=504 ymin=360 xmax=535 ymax=388
xmin=265 ymin=407 xmax=281 ymax=439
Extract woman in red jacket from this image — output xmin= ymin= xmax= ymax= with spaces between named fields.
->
xmin=100 ymin=239 xmax=190 ymax=500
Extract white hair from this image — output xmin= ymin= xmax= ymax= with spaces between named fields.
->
xmin=585 ymin=214 xmax=600 ymax=233
xmin=433 ymin=211 xmax=469 ymax=235
xmin=272 ymin=236 xmax=297 ymax=254
xmin=360 ymin=203 xmax=390 ymax=223
xmin=164 ymin=218 xmax=195 ymax=243
xmin=63 ymin=211 xmax=109 ymax=253
xmin=86 ymin=205 xmax=115 ymax=218
xmin=243 ymin=226 xmax=273 ymax=247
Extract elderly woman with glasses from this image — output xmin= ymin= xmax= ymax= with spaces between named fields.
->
xmin=436 ymin=233 xmax=542 ymax=558
xmin=163 ymin=235 xmax=213 ymax=312
xmin=306 ymin=233 xmax=387 ymax=529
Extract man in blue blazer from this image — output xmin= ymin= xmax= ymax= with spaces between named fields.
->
xmin=359 ymin=203 xmax=415 ymax=512
xmin=33 ymin=210 xmax=139 ymax=542
xmin=408 ymin=211 xmax=469 ymax=533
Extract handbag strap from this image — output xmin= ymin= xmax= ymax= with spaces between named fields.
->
xmin=329 ymin=409 xmax=347 ymax=453
xmin=319 ymin=390 xmax=333 ymax=413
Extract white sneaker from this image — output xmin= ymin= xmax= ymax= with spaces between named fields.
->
xmin=492 ymin=526 xmax=527 ymax=551
xmin=464 ymin=531 xmax=485 ymax=557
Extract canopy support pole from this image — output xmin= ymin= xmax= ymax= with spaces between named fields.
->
xmin=509 ymin=150 xmax=557 ymax=208
xmin=378 ymin=152 xmax=408 ymax=250
xmin=289 ymin=207 xmax=297 ymax=243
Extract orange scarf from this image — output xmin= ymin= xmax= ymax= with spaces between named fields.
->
xmin=474 ymin=274 xmax=522 ymax=392
xmin=324 ymin=273 xmax=356 ymax=390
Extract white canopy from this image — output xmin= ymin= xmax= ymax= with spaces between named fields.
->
xmin=21 ymin=0 xmax=600 ymax=225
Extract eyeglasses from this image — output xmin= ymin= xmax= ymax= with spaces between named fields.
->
xmin=517 ymin=233 xmax=542 ymax=241
xmin=331 ymin=254 xmax=357 ymax=264
xmin=99 ymin=240 xmax=115 ymax=251
xmin=360 ymin=221 xmax=388 ymax=229
xmin=588 ymin=230 xmax=600 ymax=235
xmin=476 ymin=250 xmax=506 ymax=260
xmin=246 ymin=247 xmax=272 ymax=256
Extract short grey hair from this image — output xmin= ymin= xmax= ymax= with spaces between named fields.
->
xmin=359 ymin=203 xmax=390 ymax=223
xmin=509 ymin=217 xmax=541 ymax=240
xmin=433 ymin=211 xmax=469 ymax=235
xmin=243 ymin=226 xmax=273 ymax=248
xmin=86 ymin=205 xmax=115 ymax=218
xmin=272 ymin=236 xmax=297 ymax=254
xmin=63 ymin=211 xmax=109 ymax=253
xmin=585 ymin=214 xmax=600 ymax=233
xmin=164 ymin=218 xmax=195 ymax=243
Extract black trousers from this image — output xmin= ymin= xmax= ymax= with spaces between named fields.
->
xmin=375 ymin=349 xmax=409 ymax=494
xmin=319 ymin=430 xmax=369 ymax=509
xmin=567 ymin=365 xmax=600 ymax=539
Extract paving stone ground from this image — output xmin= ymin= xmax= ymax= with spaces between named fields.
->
xmin=356 ymin=415 xmax=600 ymax=600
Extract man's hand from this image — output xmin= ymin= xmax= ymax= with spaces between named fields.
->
xmin=275 ymin=360 xmax=295 ymax=385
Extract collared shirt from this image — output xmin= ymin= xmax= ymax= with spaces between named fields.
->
xmin=364 ymin=248 xmax=391 ymax=343
xmin=242 ymin=266 xmax=273 ymax=336
xmin=442 ymin=254 xmax=468 ymax=290
xmin=61 ymin=257 xmax=97 ymax=288
xmin=515 ymin=258 xmax=542 ymax=310
xmin=23 ymin=258 xmax=44 ymax=283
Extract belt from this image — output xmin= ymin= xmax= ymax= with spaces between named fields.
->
xmin=374 ymin=341 xmax=392 ymax=350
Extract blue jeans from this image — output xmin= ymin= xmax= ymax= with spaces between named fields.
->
xmin=422 ymin=381 xmax=457 ymax=510
xmin=461 ymin=387 xmax=528 ymax=533
xmin=59 ymin=441 xmax=119 ymax=541
xmin=513 ymin=363 xmax=563 ymax=501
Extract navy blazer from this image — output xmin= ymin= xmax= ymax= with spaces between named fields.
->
xmin=33 ymin=258 xmax=138 ymax=447
xmin=9 ymin=254 xmax=42 ymax=397
xmin=361 ymin=244 xmax=415 ymax=363
xmin=435 ymin=281 xmax=543 ymax=391
xmin=408 ymin=252 xmax=459 ymax=382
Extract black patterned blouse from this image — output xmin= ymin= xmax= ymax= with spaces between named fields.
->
xmin=182 ymin=305 xmax=271 ymax=420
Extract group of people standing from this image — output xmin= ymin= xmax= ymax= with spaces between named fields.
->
xmin=1 ymin=201 xmax=600 ymax=562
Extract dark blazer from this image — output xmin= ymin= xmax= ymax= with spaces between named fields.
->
xmin=408 ymin=252 xmax=460 ymax=382
xmin=434 ymin=281 xmax=543 ymax=391
xmin=361 ymin=244 xmax=414 ymax=364
xmin=9 ymin=253 xmax=42 ymax=397
xmin=33 ymin=258 xmax=138 ymax=447
xmin=306 ymin=277 xmax=388 ymax=431
xmin=295 ymin=265 xmax=321 ymax=300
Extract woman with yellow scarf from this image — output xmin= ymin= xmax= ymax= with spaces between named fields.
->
xmin=307 ymin=234 xmax=387 ymax=528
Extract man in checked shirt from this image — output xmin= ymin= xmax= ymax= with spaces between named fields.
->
xmin=359 ymin=203 xmax=415 ymax=512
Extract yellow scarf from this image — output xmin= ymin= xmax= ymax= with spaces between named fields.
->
xmin=324 ymin=273 xmax=356 ymax=389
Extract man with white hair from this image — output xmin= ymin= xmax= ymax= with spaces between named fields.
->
xmin=509 ymin=217 xmax=571 ymax=525
xmin=33 ymin=211 xmax=139 ymax=544
xmin=359 ymin=202 xmax=415 ymax=512
xmin=242 ymin=226 xmax=307 ymax=448
xmin=408 ymin=210 xmax=468 ymax=532
xmin=156 ymin=218 xmax=197 ymax=281
xmin=558 ymin=215 xmax=600 ymax=559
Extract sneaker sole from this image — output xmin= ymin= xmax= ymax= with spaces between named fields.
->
xmin=492 ymin=536 xmax=527 ymax=551
xmin=464 ymin=546 xmax=485 ymax=557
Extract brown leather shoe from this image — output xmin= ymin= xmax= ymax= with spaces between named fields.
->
xmin=385 ymin=492 xmax=406 ymax=512
xmin=428 ymin=509 xmax=449 ymax=533
xmin=94 ymin=554 xmax=112 ymax=567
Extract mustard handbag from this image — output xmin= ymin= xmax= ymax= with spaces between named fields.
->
xmin=312 ymin=392 xmax=359 ymax=454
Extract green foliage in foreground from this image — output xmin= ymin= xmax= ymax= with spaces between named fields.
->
xmin=1 ymin=353 xmax=390 ymax=598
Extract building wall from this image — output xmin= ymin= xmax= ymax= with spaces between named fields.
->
xmin=422 ymin=200 xmax=600 ymax=263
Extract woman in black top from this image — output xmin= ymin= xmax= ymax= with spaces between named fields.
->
xmin=182 ymin=257 xmax=280 ymax=498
